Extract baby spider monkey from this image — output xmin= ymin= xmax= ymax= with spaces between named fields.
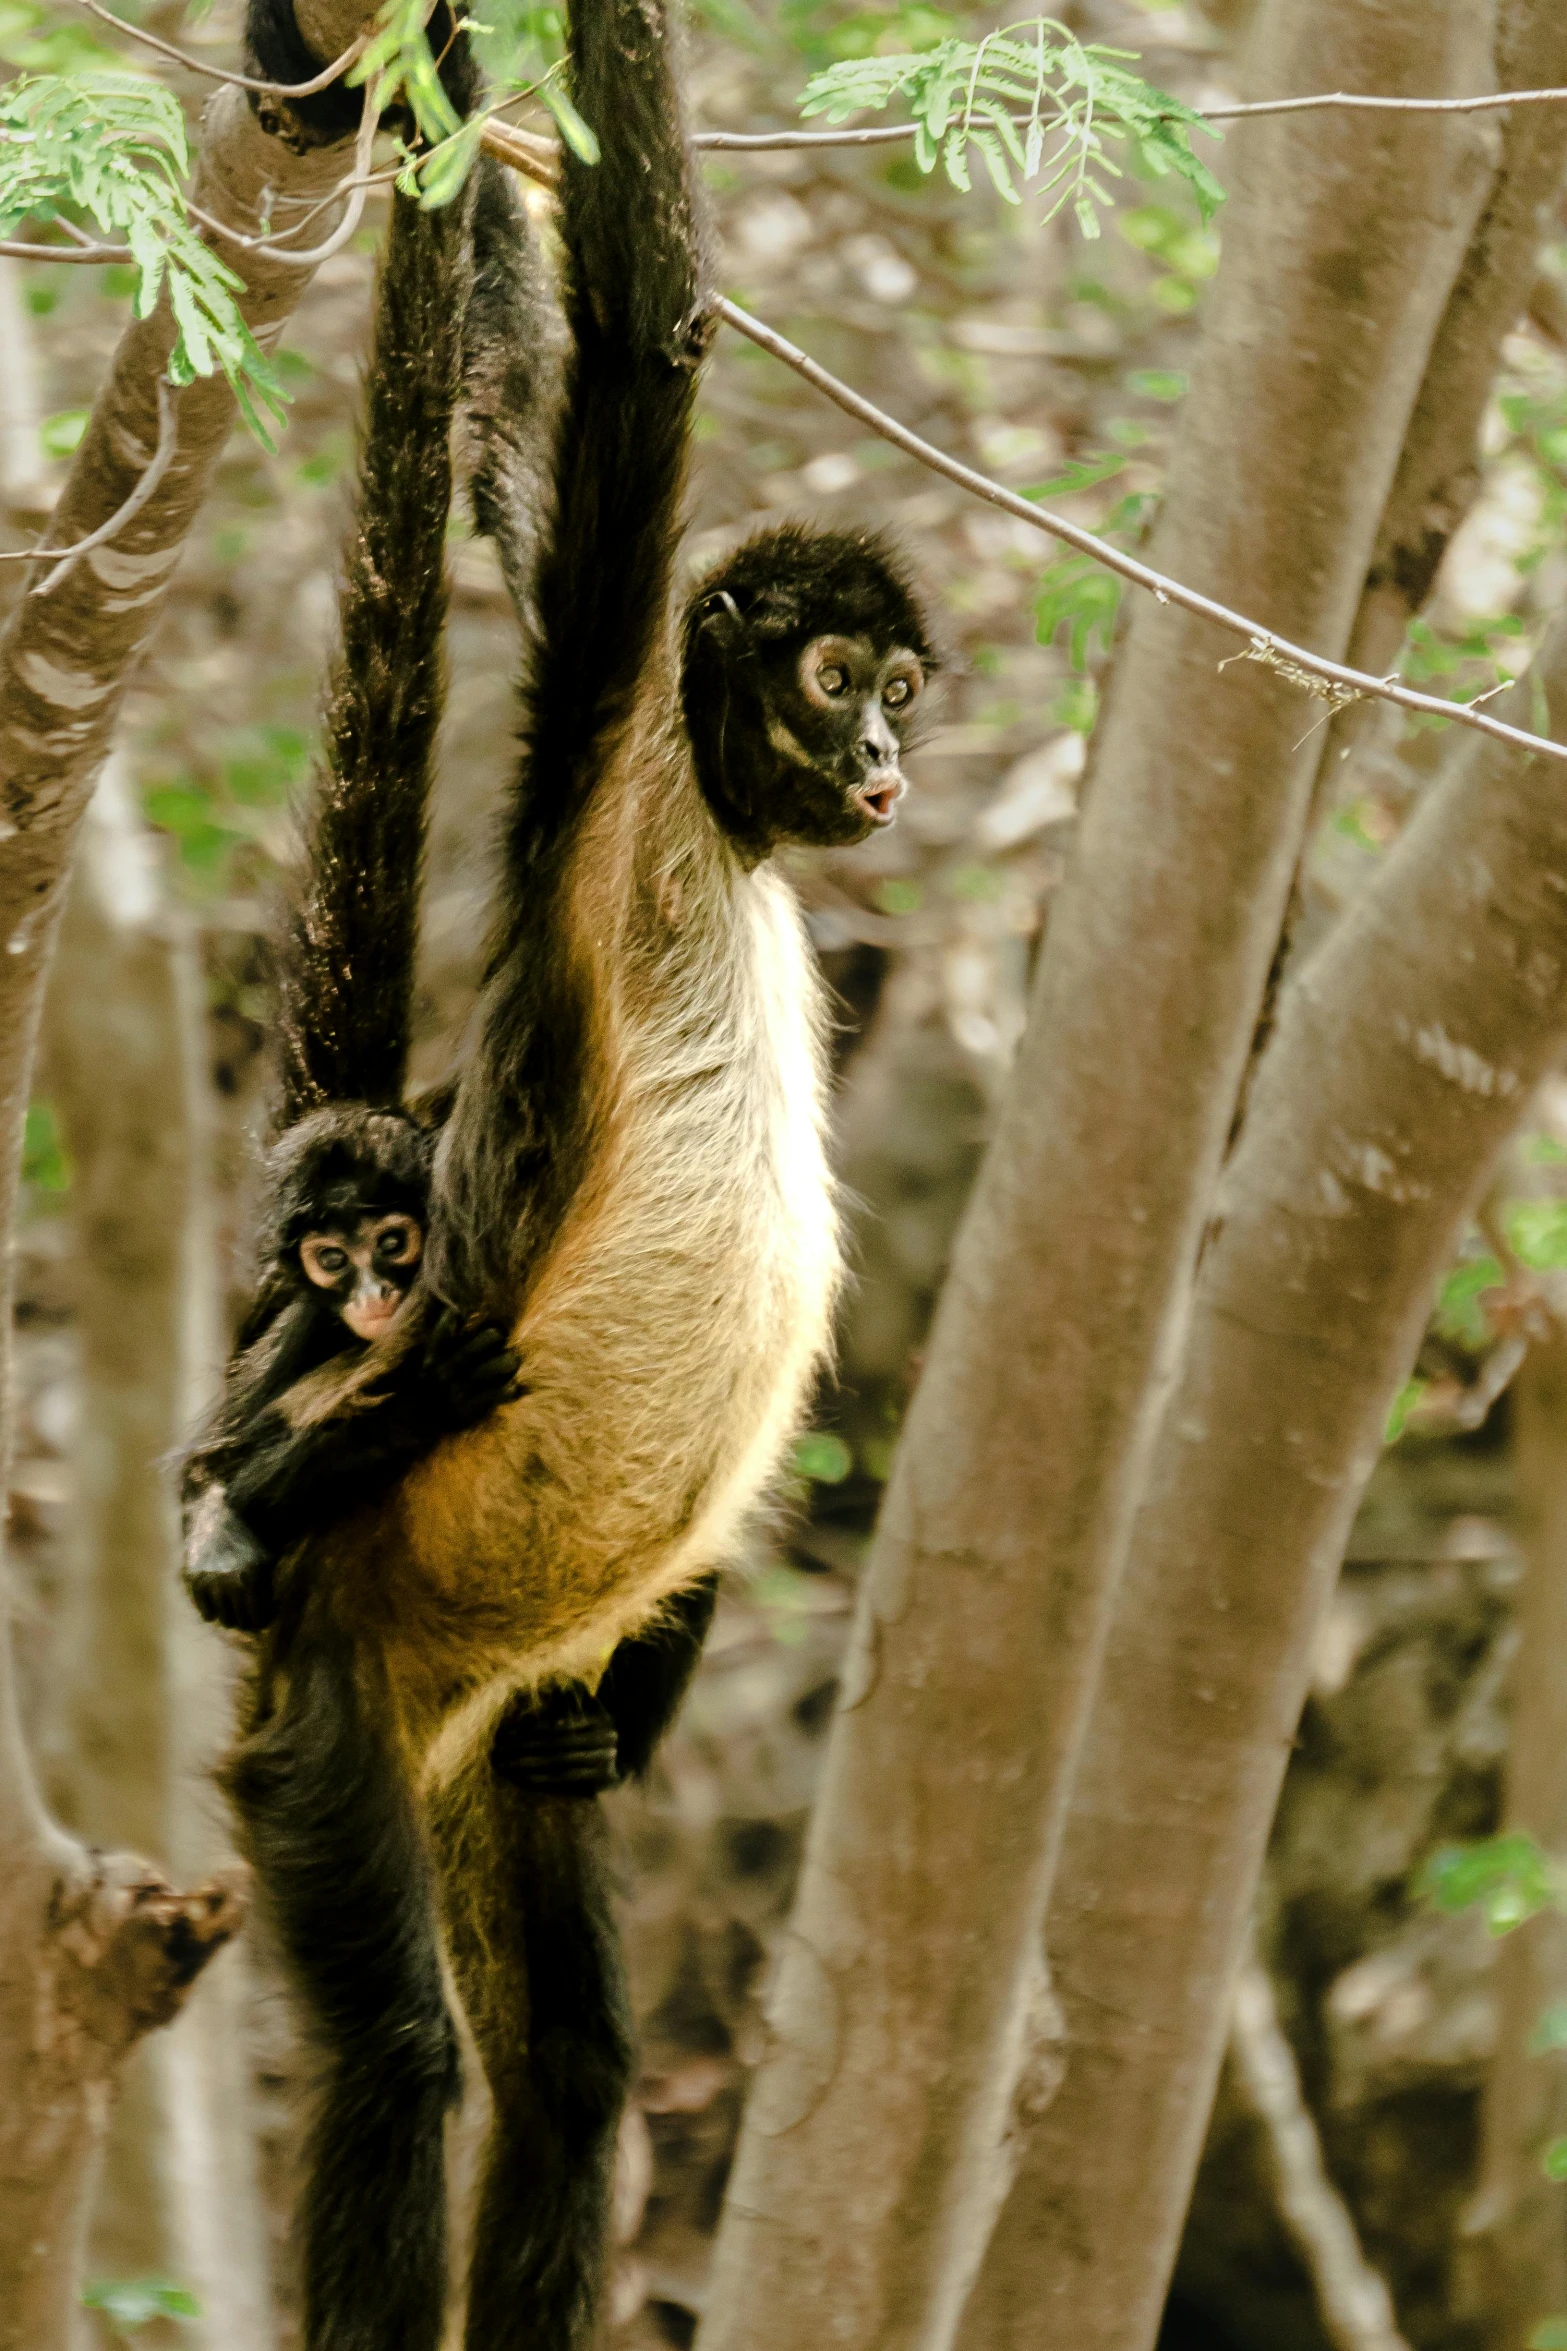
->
xmin=182 ymin=1107 xmax=521 ymax=1635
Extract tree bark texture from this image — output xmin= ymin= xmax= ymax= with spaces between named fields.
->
xmin=0 ymin=10 xmax=375 ymax=2339
xmin=957 ymin=612 xmax=1567 ymax=2351
xmin=1472 ymin=1335 xmax=1567 ymax=2350
xmin=40 ymin=770 xmax=276 ymax=2348
xmin=698 ymin=8 xmax=1497 ymax=2350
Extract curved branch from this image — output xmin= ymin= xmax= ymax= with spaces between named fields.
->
xmin=73 ymin=0 xmax=367 ymax=97
xmin=3 ymin=376 xmax=182 ymax=596
xmin=715 ymin=295 xmax=1566 ymax=767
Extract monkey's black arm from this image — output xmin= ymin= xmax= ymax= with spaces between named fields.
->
xmin=509 ymin=0 xmax=713 ymax=864
xmin=185 ymin=1318 xmax=519 ymax=1630
xmin=269 ymin=75 xmax=477 ymax=1133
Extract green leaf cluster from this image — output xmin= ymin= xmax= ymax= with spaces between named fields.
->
xmin=0 ymin=73 xmax=287 ymax=442
xmin=21 ymin=1099 xmax=69 ymax=1196
xmin=1032 ymin=489 xmax=1155 ymax=672
xmin=1424 ymin=1834 xmax=1556 ymax=1936
xmin=143 ymin=726 xmax=311 ymax=890
xmin=798 ymin=18 xmax=1223 ymax=235
xmin=83 ymin=2278 xmax=200 ymax=2336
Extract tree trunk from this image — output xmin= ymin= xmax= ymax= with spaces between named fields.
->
xmin=42 ymin=766 xmax=276 ymax=2347
xmin=0 ymin=9 xmax=378 ymax=2337
xmin=698 ymin=7 xmax=1495 ymax=2348
xmin=1470 ymin=1333 xmax=1567 ymax=2349
xmin=955 ymin=610 xmax=1567 ymax=2351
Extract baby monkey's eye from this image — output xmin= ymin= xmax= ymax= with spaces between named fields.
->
xmin=301 ymin=1238 xmax=349 ymax=1284
xmin=817 ymin=663 xmax=849 ymax=697
xmin=883 ymin=677 xmax=912 ymax=709
xmin=377 ymin=1228 xmax=412 ymax=1262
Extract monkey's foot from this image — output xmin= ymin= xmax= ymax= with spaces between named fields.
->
xmin=183 ymin=1512 xmax=277 ymax=1634
xmin=491 ymin=1687 xmax=620 ymax=1796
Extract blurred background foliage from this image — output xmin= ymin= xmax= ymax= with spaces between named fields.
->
xmin=9 ymin=0 xmax=1567 ymax=2345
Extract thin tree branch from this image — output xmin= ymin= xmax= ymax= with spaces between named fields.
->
xmin=695 ymin=85 xmax=1567 ymax=150
xmin=1230 ymin=1954 xmax=1414 ymax=2351
xmin=714 ymin=295 xmax=1567 ymax=766
xmin=184 ymin=84 xmax=377 ymax=266
xmin=0 ymin=236 xmax=132 ymax=263
xmin=5 ymin=376 xmax=181 ymax=596
xmin=72 ymin=0 xmax=367 ymax=96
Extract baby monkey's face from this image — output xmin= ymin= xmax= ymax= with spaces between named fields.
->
xmin=299 ymin=1210 xmax=424 ymax=1341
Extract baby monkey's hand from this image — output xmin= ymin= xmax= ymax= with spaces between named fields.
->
xmin=422 ymin=1307 xmax=524 ymax=1432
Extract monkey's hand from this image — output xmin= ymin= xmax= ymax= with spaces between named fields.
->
xmin=491 ymin=1687 xmax=621 ymax=1797
xmin=182 ymin=1495 xmax=277 ymax=1634
xmin=421 ymin=1308 xmax=525 ymax=1433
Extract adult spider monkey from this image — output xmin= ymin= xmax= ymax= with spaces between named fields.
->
xmin=216 ymin=0 xmax=938 ymax=2343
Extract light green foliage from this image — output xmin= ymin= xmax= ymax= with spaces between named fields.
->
xmin=143 ymin=726 xmax=311 ymax=889
xmin=1051 ymin=674 xmax=1097 ymax=733
xmin=874 ymin=876 xmax=923 ymax=914
xmin=1382 ymin=1378 xmax=1426 ymax=1445
xmin=0 ymin=0 xmax=113 ymax=75
xmin=1126 ymin=366 xmax=1185 ymax=400
xmin=39 ymin=405 xmax=87 ymax=458
xmin=1032 ymin=490 xmax=1156 ymax=671
xmin=798 ymin=18 xmax=1223 ymax=231
xmin=1530 ymin=2319 xmax=1567 ymax=2347
xmin=1433 ymin=1252 xmax=1505 ymax=1350
xmin=792 ymin=1431 xmax=853 ymax=1483
xmin=352 ymin=0 xmax=464 ymax=144
xmin=0 ymin=73 xmax=287 ymax=442
xmin=82 ymin=2279 xmax=200 ymax=2337
xmin=1506 ymin=1199 xmax=1567 ymax=1271
xmin=1530 ymin=2002 xmax=1567 ymax=2055
xmin=21 ymin=1100 xmax=69 ymax=1196
xmin=1424 ymin=1833 xmax=1556 ymax=1937
xmin=1400 ymin=612 xmax=1526 ymax=724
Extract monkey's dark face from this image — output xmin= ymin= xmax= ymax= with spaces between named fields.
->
xmin=298 ymin=1210 xmax=424 ymax=1342
xmin=681 ymin=525 xmax=939 ymax=864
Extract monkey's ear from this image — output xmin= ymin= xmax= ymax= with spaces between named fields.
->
xmin=696 ymin=588 xmax=746 ymax=644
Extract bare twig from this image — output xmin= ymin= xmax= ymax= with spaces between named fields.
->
xmin=73 ymin=0 xmax=367 ymax=97
xmin=713 ymin=294 xmax=1567 ymax=766
xmin=184 ymin=84 xmax=378 ymax=267
xmin=7 ymin=375 xmax=180 ymax=595
xmin=695 ymin=84 xmax=1567 ymax=151
xmin=0 ymin=236 xmax=133 ymax=263
xmin=1231 ymin=1955 xmax=1414 ymax=2351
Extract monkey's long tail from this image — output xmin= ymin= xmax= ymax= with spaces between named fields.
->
xmin=226 ymin=1635 xmax=461 ymax=2351
xmin=453 ymin=1788 xmax=635 ymax=2351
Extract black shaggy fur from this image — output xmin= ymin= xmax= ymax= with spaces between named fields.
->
xmin=245 ymin=0 xmax=474 ymax=150
xmin=271 ymin=84 xmax=476 ymax=1133
xmin=430 ymin=0 xmax=715 ymax=1319
xmin=227 ymin=1636 xmax=461 ymax=2351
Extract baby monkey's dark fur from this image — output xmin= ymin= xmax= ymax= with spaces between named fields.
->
xmin=206 ymin=2 xmax=938 ymax=2346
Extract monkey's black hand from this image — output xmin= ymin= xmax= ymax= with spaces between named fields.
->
xmin=491 ymin=1687 xmax=621 ymax=1797
xmin=422 ymin=1308 xmax=525 ymax=1433
xmin=183 ymin=1501 xmax=277 ymax=1634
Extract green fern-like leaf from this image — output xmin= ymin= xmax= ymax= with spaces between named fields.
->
xmin=799 ymin=18 xmax=1224 ymax=235
xmin=0 ymin=73 xmax=287 ymax=443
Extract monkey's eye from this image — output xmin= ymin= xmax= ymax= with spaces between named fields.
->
xmin=883 ymin=678 xmax=911 ymax=710
xmin=301 ymin=1238 xmax=349 ymax=1286
xmin=817 ymin=663 xmax=849 ymax=698
xmin=371 ymin=1214 xmax=423 ymax=1269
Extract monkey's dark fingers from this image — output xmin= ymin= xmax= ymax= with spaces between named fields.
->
xmin=492 ymin=1731 xmax=622 ymax=1797
xmin=184 ymin=1562 xmax=277 ymax=1634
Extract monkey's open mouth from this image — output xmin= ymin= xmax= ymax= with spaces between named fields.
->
xmin=854 ymin=775 xmax=903 ymax=825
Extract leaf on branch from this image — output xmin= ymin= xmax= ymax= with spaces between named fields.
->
xmin=352 ymin=0 xmax=462 ymax=143
xmin=797 ymin=17 xmax=1225 ymax=236
xmin=1424 ymin=1833 xmax=1557 ymax=1935
xmin=0 ymin=72 xmax=288 ymax=444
